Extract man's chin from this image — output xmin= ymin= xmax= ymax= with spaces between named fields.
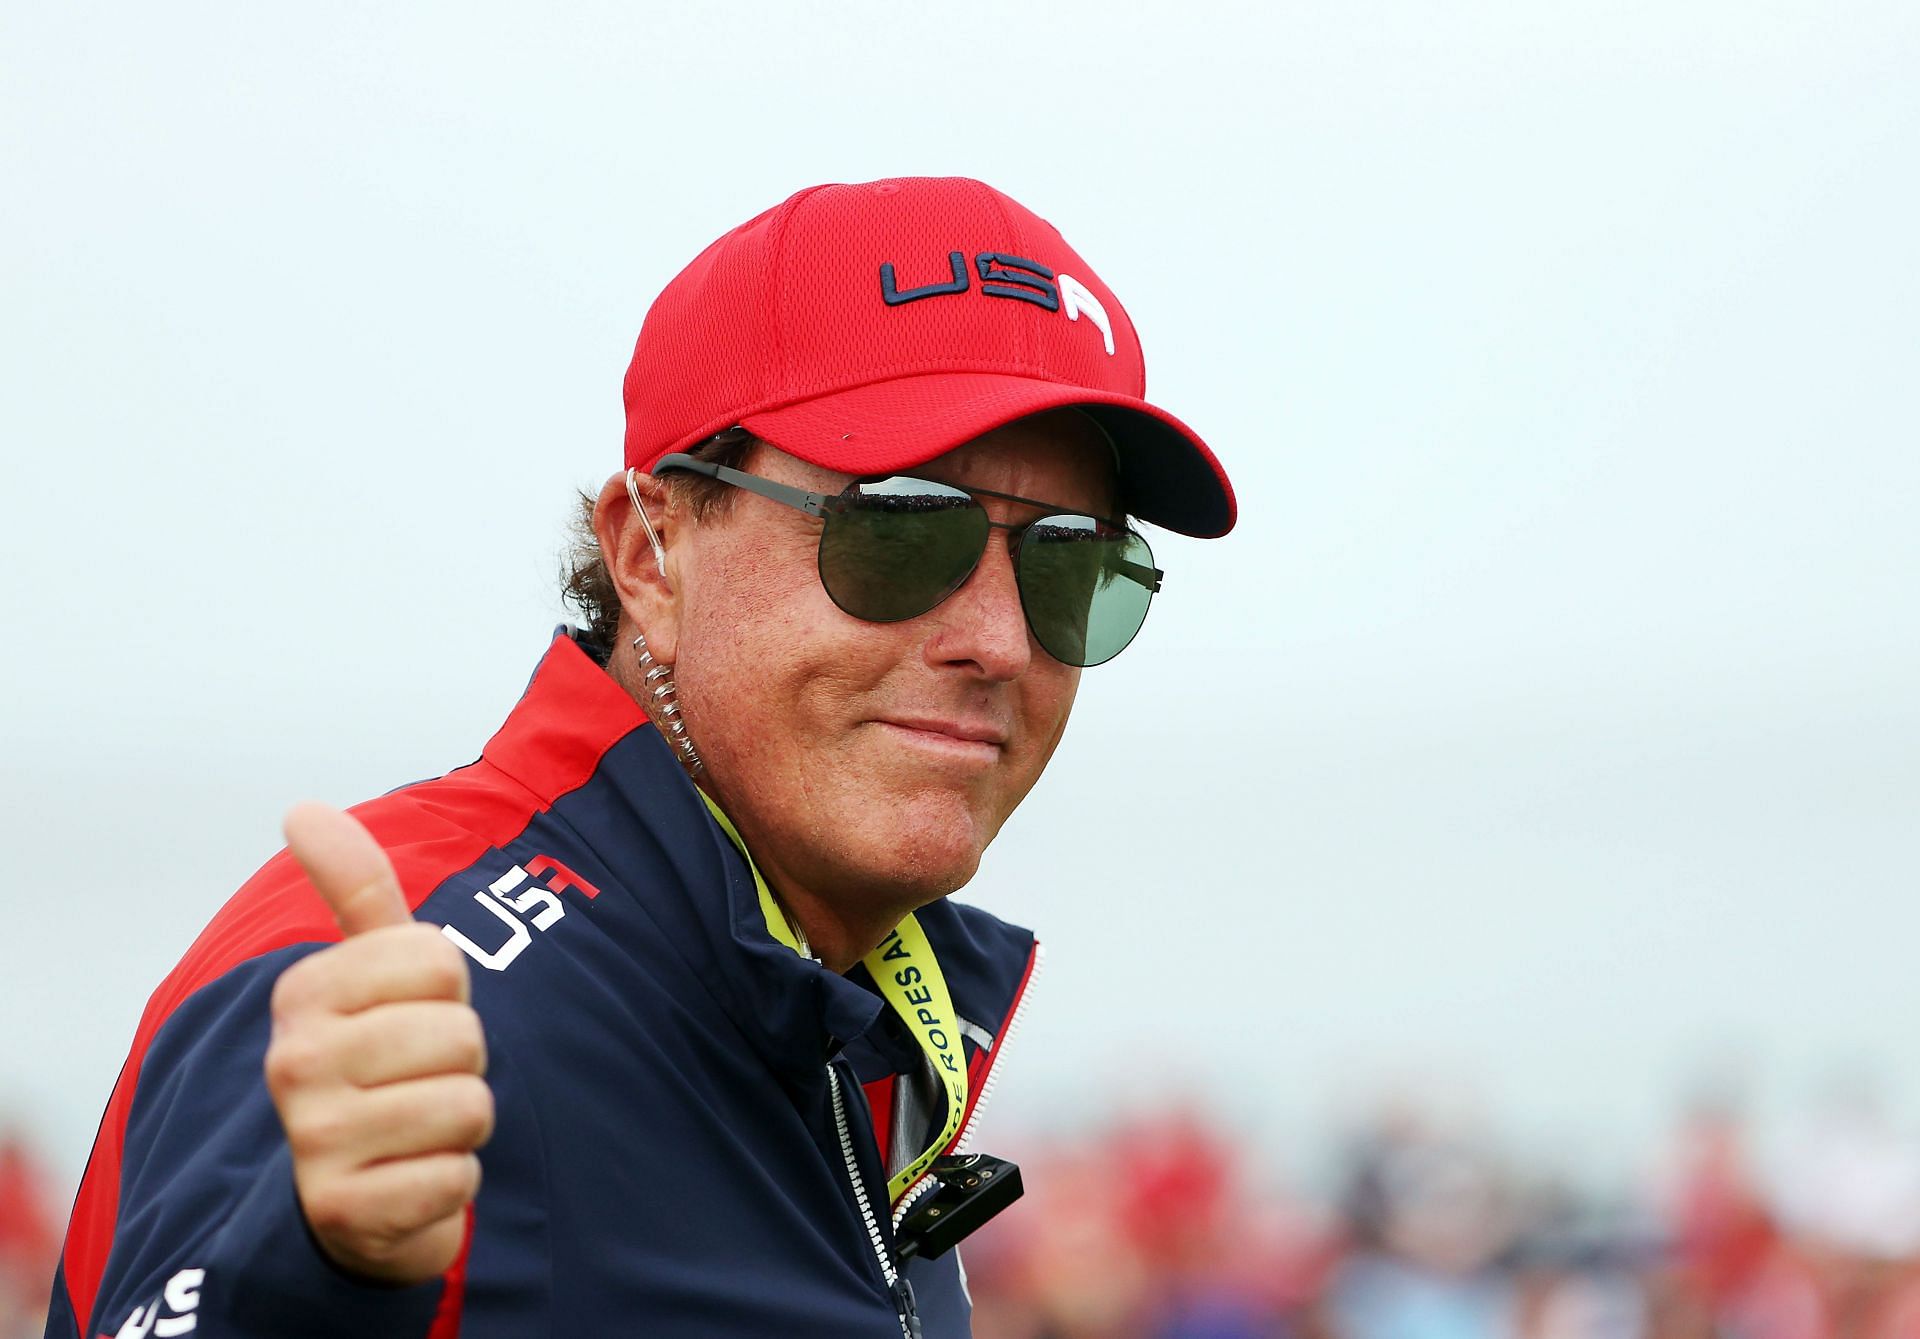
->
xmin=848 ymin=809 xmax=992 ymax=904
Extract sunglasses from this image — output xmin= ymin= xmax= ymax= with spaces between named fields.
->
xmin=651 ymin=452 xmax=1163 ymax=667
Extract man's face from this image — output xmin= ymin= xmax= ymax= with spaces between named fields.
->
xmin=663 ymin=409 xmax=1116 ymax=915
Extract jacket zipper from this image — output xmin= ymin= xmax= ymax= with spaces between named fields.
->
xmin=889 ymin=1169 xmax=939 ymax=1228
xmin=826 ymin=1062 xmax=921 ymax=1339
xmin=890 ymin=940 xmax=1045 ymax=1232
xmin=826 ymin=938 xmax=1046 ymax=1329
xmin=954 ymin=941 xmax=1042 ymax=1155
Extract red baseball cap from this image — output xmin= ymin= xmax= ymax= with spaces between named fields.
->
xmin=622 ymin=176 xmax=1235 ymax=537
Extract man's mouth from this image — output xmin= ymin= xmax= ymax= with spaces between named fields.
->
xmin=872 ymin=717 xmax=1008 ymax=763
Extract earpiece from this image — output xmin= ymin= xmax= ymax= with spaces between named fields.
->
xmin=625 ymin=468 xmax=669 ymax=579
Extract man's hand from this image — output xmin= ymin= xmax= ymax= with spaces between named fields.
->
xmin=265 ymin=802 xmax=492 ymax=1285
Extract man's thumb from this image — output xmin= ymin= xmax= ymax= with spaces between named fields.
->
xmin=284 ymin=802 xmax=412 ymax=937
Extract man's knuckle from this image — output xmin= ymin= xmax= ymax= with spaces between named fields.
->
xmin=284 ymin=1119 xmax=326 ymax=1162
xmin=453 ymin=1011 xmax=488 ymax=1072
xmin=416 ymin=933 xmax=469 ymax=995
xmin=264 ymin=1031 xmax=325 ymax=1092
xmin=301 ymin=1180 xmax=359 ymax=1239
xmin=362 ymin=1188 xmax=423 ymax=1244
xmin=288 ymin=1102 xmax=354 ymax=1159
xmin=452 ymin=1078 xmax=495 ymax=1146
xmin=270 ymin=959 xmax=318 ymax=1017
xmin=418 ymin=1154 xmax=479 ymax=1215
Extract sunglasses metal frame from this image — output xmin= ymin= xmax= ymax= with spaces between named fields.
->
xmin=650 ymin=453 xmax=1162 ymax=592
xmin=647 ymin=451 xmax=1163 ymax=664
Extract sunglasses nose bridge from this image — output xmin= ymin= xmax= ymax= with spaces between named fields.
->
xmin=969 ymin=516 xmax=1048 ymax=604
xmin=927 ymin=499 xmax=999 ymax=601
xmin=924 ymin=508 xmax=1015 ymax=609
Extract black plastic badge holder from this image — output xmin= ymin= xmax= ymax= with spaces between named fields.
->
xmin=893 ymin=1153 xmax=1024 ymax=1262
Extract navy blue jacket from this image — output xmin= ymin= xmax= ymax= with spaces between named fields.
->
xmin=50 ymin=632 xmax=1041 ymax=1338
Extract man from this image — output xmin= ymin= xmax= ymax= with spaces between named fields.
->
xmin=49 ymin=176 xmax=1236 ymax=1338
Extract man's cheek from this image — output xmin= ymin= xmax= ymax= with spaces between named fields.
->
xmin=1024 ymin=677 xmax=1079 ymax=755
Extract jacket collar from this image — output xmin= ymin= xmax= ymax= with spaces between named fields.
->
xmin=481 ymin=630 xmax=888 ymax=1078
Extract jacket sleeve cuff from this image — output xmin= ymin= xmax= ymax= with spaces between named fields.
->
xmin=208 ymin=1146 xmax=447 ymax=1337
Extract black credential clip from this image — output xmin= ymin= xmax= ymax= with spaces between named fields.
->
xmin=893 ymin=1153 xmax=1024 ymax=1262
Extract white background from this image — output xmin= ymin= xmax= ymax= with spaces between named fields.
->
xmin=3 ymin=0 xmax=1916 ymax=1194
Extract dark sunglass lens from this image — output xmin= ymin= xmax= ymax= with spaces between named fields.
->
xmin=1016 ymin=517 xmax=1158 ymax=666
xmin=818 ymin=477 xmax=988 ymax=622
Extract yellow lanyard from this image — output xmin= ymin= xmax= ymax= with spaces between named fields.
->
xmin=700 ymin=792 xmax=968 ymax=1203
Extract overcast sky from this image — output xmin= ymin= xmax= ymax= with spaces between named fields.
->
xmin=3 ymin=0 xmax=1917 ymax=1193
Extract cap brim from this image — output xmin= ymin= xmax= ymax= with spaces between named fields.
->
xmin=737 ymin=372 xmax=1235 ymax=538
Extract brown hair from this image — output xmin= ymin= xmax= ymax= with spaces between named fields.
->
xmin=559 ymin=430 xmax=758 ymax=654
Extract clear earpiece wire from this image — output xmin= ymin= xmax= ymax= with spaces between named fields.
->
xmin=632 ymin=632 xmax=703 ymax=776
xmin=626 ymin=467 xmax=668 ymax=578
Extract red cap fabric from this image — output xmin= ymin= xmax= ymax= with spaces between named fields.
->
xmin=622 ymin=177 xmax=1235 ymax=537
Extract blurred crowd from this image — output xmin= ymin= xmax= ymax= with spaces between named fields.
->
xmin=0 ymin=1134 xmax=59 ymax=1339
xmin=6 ymin=1094 xmax=1920 ymax=1339
xmin=963 ymin=1095 xmax=1920 ymax=1339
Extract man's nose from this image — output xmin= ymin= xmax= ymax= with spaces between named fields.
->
xmin=924 ymin=533 xmax=1032 ymax=680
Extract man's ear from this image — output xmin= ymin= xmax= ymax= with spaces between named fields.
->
xmin=592 ymin=469 xmax=683 ymax=663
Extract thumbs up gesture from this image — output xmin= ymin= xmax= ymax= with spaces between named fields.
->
xmin=264 ymin=803 xmax=492 ymax=1285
